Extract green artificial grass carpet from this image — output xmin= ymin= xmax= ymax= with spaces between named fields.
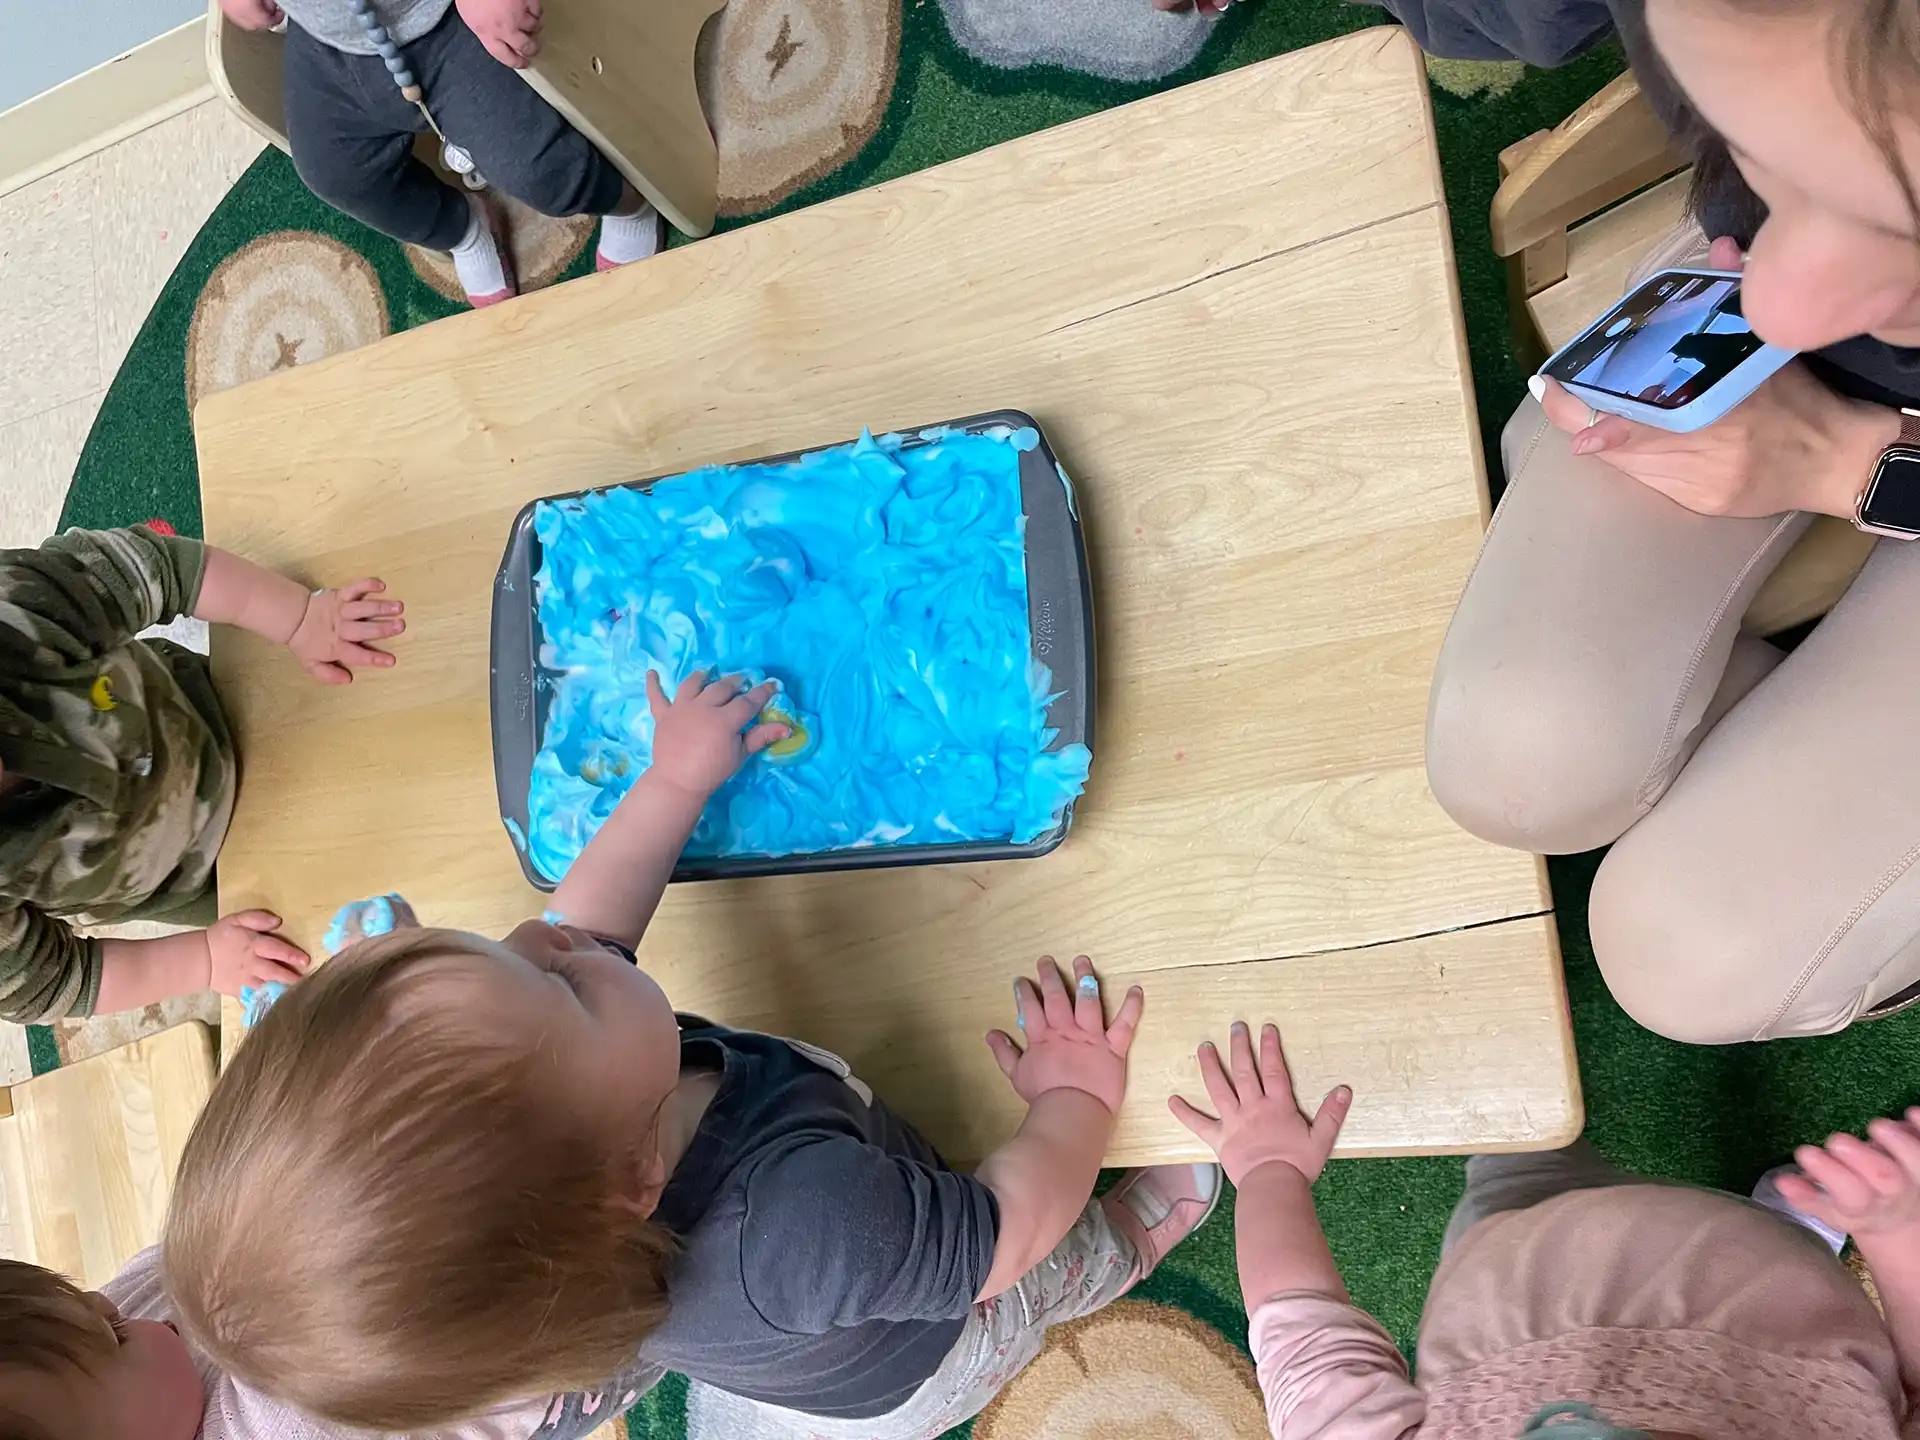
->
xmin=50 ymin=4 xmax=1920 ymax=1435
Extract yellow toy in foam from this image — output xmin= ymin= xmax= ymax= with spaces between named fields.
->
xmin=759 ymin=701 xmax=817 ymax=764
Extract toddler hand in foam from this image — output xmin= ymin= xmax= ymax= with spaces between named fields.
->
xmin=322 ymin=893 xmax=422 ymax=957
xmin=645 ymin=670 xmax=790 ymax=799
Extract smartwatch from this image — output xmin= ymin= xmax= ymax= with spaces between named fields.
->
xmin=1855 ymin=406 xmax=1920 ymax=538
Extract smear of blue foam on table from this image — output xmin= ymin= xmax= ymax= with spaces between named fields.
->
xmin=526 ymin=429 xmax=1091 ymax=881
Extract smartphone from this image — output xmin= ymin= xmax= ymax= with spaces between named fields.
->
xmin=1536 ymin=269 xmax=1796 ymax=432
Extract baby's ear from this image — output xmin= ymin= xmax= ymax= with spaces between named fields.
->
xmin=611 ymin=1146 xmax=669 ymax=1219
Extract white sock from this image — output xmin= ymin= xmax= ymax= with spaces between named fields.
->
xmin=449 ymin=193 xmax=511 ymax=301
xmin=598 ymin=199 xmax=665 ymax=266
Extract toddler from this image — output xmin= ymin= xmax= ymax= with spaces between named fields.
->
xmin=0 ymin=1248 xmax=674 ymax=1439
xmin=1172 ymin=1021 xmax=1920 ymax=1439
xmin=0 ymin=525 xmax=403 ymax=1026
xmin=219 ymin=0 xmax=665 ymax=307
xmin=162 ymin=670 xmax=1221 ymax=1437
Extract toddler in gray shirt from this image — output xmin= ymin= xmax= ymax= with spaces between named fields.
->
xmin=217 ymin=0 xmax=665 ymax=305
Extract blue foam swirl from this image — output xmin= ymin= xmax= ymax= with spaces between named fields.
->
xmin=526 ymin=429 xmax=1091 ymax=880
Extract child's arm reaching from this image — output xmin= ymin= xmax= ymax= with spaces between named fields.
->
xmin=1170 ymin=1022 xmax=1351 ymax=1308
xmin=195 ymin=546 xmax=404 ymax=685
xmin=550 ymin=672 xmax=786 ymax=946
xmin=1776 ymin=1111 xmax=1920 ymax=1394
xmin=1173 ymin=1024 xmax=1425 ymax=1439
xmin=973 ymin=955 xmax=1144 ymax=1299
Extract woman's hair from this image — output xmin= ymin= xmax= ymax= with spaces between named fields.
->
xmin=1682 ymin=0 xmax=1920 ymax=232
xmin=162 ymin=928 xmax=676 ymax=1431
xmin=0 ymin=1260 xmax=117 ymax=1440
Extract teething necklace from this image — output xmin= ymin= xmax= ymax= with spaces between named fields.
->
xmin=346 ymin=0 xmax=488 ymax=189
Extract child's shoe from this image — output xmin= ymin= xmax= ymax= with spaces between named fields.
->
xmin=450 ymin=191 xmax=517 ymax=308
xmin=596 ymin=199 xmax=666 ymax=272
xmin=1102 ymin=1162 xmax=1222 ymax=1292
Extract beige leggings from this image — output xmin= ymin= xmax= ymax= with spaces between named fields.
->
xmin=1427 ymin=400 xmax=1920 ymax=1042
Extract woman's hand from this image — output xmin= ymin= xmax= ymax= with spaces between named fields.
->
xmin=986 ymin=955 xmax=1145 ymax=1115
xmin=1537 ymin=235 xmax=1897 ymax=519
xmin=1776 ymin=1111 xmax=1920 ymax=1240
xmin=1169 ymin=1021 xmax=1351 ymax=1186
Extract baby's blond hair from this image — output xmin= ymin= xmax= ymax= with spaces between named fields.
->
xmin=163 ymin=927 xmax=675 ymax=1431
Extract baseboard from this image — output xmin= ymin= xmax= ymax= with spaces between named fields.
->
xmin=0 ymin=18 xmax=214 ymax=201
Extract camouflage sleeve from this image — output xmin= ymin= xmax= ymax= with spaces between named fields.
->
xmin=0 ymin=899 xmax=101 ymax=1023
xmin=0 ymin=527 xmax=207 ymax=665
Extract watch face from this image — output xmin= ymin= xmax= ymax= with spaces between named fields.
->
xmin=1863 ymin=447 xmax=1920 ymax=534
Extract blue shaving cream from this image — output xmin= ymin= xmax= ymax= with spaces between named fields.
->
xmin=525 ymin=429 xmax=1092 ymax=881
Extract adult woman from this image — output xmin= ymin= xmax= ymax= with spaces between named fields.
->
xmin=1405 ymin=0 xmax=1920 ymax=1043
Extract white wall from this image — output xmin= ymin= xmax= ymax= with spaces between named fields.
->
xmin=0 ymin=0 xmax=204 ymax=114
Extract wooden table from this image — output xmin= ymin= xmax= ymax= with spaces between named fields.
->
xmin=0 ymin=1024 xmax=214 ymax=1285
xmin=201 ymin=29 xmax=1578 ymax=1165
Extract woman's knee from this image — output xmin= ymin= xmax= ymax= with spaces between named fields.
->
xmin=1426 ymin=641 xmax=1651 ymax=854
xmin=1587 ymin=833 xmax=1850 ymax=1043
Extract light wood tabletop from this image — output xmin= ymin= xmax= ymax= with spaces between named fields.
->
xmin=200 ymin=28 xmax=1577 ymax=1165
xmin=0 ymin=1023 xmax=214 ymax=1286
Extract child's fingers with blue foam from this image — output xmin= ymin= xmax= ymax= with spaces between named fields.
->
xmin=322 ymin=892 xmax=419 ymax=956
xmin=239 ymin=980 xmax=292 ymax=1030
xmin=1012 ymin=975 xmax=1045 ymax=1035
xmin=1070 ymin=955 xmax=1102 ymax=1030
xmin=724 ymin=679 xmax=780 ymax=726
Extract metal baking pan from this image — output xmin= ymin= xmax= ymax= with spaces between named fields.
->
xmin=489 ymin=409 xmax=1096 ymax=889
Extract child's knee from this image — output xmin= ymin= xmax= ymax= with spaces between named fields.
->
xmin=483 ymin=138 xmax=623 ymax=218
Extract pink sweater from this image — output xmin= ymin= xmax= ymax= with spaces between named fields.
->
xmin=1251 ymin=1185 xmax=1920 ymax=1440
xmin=104 ymin=1249 xmax=596 ymax=1439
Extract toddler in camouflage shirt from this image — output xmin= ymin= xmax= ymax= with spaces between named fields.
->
xmin=0 ymin=525 xmax=404 ymax=1026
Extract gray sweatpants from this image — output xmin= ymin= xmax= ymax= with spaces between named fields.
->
xmin=282 ymin=9 xmax=626 ymax=250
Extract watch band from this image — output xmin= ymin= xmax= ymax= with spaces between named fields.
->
xmin=1855 ymin=406 xmax=1920 ymax=538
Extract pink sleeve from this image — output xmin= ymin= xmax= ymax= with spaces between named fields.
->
xmin=1249 ymin=1293 xmax=1427 ymax=1439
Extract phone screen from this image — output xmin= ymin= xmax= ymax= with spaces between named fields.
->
xmin=1542 ymin=272 xmax=1765 ymax=411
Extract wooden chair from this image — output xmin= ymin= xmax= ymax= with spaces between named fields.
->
xmin=205 ymin=0 xmax=724 ymax=237
xmin=1489 ymin=71 xmax=1873 ymax=638
xmin=0 ymin=1023 xmax=215 ymax=1287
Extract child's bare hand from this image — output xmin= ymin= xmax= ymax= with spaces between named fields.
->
xmin=458 ymin=0 xmax=543 ymax=67
xmin=221 ymin=0 xmax=284 ymax=29
xmin=1170 ymin=1022 xmax=1351 ymax=1186
xmin=986 ymin=956 xmax=1144 ymax=1115
xmin=205 ymin=910 xmax=308 ymax=996
xmin=647 ymin=671 xmax=786 ymax=800
xmin=1776 ymin=1111 xmax=1920 ymax=1239
xmin=288 ymin=579 xmax=404 ymax=684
